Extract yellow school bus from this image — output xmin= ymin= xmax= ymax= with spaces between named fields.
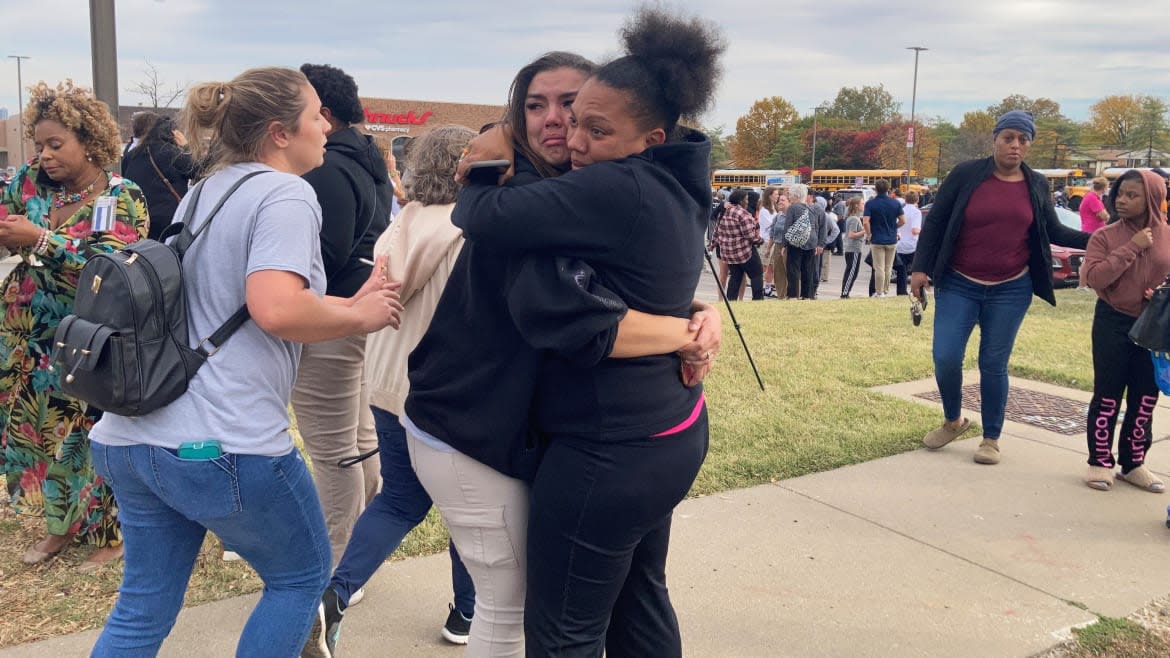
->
xmin=1033 ymin=169 xmax=1091 ymax=209
xmin=809 ymin=169 xmax=921 ymax=194
xmin=711 ymin=169 xmax=801 ymax=190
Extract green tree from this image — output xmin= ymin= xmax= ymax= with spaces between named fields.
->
xmin=1134 ymin=96 xmax=1170 ymax=157
xmin=823 ymin=84 xmax=900 ymax=127
xmin=702 ymin=124 xmax=733 ymax=171
xmin=986 ymin=94 xmax=1065 ymax=122
xmin=731 ymin=96 xmax=800 ymax=168
xmin=950 ymin=109 xmax=996 ymax=163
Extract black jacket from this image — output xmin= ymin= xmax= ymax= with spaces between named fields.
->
xmin=405 ymin=154 xmax=627 ymax=481
xmin=121 ymin=142 xmax=198 ymax=240
xmin=452 ymin=129 xmax=711 ymax=440
xmin=303 ymin=127 xmax=393 ymax=297
xmin=911 ymin=157 xmax=1090 ymax=305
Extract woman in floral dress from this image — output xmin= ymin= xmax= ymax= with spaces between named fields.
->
xmin=0 ymin=80 xmax=149 ymax=571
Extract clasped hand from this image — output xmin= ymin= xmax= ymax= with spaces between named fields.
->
xmin=453 ymin=124 xmax=516 ymax=186
xmin=0 ymin=213 xmax=42 ymax=249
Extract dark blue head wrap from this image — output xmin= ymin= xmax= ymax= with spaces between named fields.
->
xmin=994 ymin=110 xmax=1036 ymax=140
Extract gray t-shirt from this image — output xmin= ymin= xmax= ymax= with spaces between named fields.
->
xmin=843 ymin=215 xmax=865 ymax=253
xmin=91 ymin=163 xmax=326 ymax=457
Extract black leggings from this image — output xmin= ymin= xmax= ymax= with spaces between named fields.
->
xmin=841 ymin=252 xmax=862 ymax=297
xmin=727 ymin=249 xmax=764 ymax=300
xmin=524 ymin=412 xmax=709 ymax=657
xmin=1086 ymin=300 xmax=1158 ymax=471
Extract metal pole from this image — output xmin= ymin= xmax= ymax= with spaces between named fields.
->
xmin=810 ymin=106 xmax=819 ymax=175
xmin=8 ymin=55 xmax=30 ymax=164
xmin=906 ymin=47 xmax=927 ymax=176
xmin=89 ymin=0 xmax=119 ymax=123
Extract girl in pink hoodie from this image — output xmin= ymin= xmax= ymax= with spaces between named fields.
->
xmin=1081 ymin=169 xmax=1170 ymax=492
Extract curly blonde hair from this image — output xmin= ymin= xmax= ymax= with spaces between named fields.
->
xmin=23 ymin=80 xmax=122 ymax=168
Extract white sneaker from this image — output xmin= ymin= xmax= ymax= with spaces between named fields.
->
xmin=348 ymin=587 xmax=365 ymax=607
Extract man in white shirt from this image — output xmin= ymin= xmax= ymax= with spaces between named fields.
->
xmin=895 ymin=190 xmax=923 ymax=295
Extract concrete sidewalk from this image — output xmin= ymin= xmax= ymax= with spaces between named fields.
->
xmin=6 ymin=374 xmax=1170 ymax=657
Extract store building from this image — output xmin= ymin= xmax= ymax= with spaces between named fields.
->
xmin=355 ymin=97 xmax=505 ymax=163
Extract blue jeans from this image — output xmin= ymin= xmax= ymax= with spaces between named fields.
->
xmin=932 ymin=271 xmax=1033 ymax=439
xmin=90 ymin=442 xmax=331 ymax=658
xmin=331 ymin=407 xmax=475 ymax=615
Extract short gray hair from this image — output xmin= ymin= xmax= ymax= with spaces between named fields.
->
xmin=788 ymin=183 xmax=808 ymax=201
xmin=404 ymin=125 xmax=476 ymax=206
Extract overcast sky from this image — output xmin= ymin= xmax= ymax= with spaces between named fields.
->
xmin=1 ymin=0 xmax=1167 ymax=133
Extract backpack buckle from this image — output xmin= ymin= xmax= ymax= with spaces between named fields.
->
xmin=197 ymin=335 xmax=223 ymax=357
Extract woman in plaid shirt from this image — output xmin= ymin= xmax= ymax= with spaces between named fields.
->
xmin=710 ymin=188 xmax=765 ymax=300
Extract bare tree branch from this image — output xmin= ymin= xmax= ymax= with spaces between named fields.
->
xmin=123 ymin=59 xmax=186 ymax=109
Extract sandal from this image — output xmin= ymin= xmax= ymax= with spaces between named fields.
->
xmin=923 ymin=418 xmax=970 ymax=450
xmin=1084 ymin=466 xmax=1113 ymax=491
xmin=1116 ymin=465 xmax=1165 ymax=493
xmin=21 ymin=536 xmax=69 ymax=565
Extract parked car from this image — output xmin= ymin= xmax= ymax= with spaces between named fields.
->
xmin=1050 ymin=206 xmax=1086 ymax=288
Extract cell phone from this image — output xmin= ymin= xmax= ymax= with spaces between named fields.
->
xmin=465 ymin=159 xmax=511 ymax=171
xmin=464 ymin=159 xmax=511 ymax=185
xmin=178 ymin=440 xmax=223 ymax=460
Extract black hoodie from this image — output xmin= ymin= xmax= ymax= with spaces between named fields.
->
xmin=303 ymin=126 xmax=393 ymax=297
xmin=452 ymin=129 xmax=712 ymax=439
xmin=405 ymin=152 xmax=629 ymax=480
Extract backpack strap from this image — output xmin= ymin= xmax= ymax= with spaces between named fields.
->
xmin=196 ymin=305 xmax=251 ymax=358
xmin=170 ymin=169 xmax=272 ymax=357
xmin=172 ymin=170 xmax=271 ymax=258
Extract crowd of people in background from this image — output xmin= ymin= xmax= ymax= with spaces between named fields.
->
xmin=710 ymin=178 xmax=924 ymax=301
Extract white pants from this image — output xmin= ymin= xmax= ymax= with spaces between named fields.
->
xmin=407 ymin=432 xmax=527 ymax=657
xmin=291 ymin=334 xmax=379 ymax=563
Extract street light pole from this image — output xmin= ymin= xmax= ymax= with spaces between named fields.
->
xmin=8 ymin=55 xmax=30 ymax=164
xmin=906 ymin=46 xmax=927 ymax=177
xmin=810 ymin=105 xmax=820 ymax=176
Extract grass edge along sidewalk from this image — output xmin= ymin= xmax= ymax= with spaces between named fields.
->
xmin=0 ymin=289 xmax=1097 ymax=648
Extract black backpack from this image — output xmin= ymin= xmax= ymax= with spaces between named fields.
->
xmin=52 ymin=171 xmax=268 ymax=416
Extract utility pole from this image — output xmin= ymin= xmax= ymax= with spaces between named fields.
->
xmin=7 ymin=55 xmax=30 ymax=164
xmin=906 ymin=46 xmax=927 ymax=176
xmin=89 ymin=1 xmax=119 ymax=121
xmin=810 ymin=106 xmax=820 ymax=175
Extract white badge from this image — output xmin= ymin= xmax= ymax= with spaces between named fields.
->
xmin=91 ymin=195 xmax=117 ymax=233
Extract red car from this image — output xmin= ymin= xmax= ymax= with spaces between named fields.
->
xmin=1050 ymin=207 xmax=1086 ymax=288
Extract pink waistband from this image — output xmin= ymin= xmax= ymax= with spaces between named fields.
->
xmin=651 ymin=393 xmax=706 ymax=438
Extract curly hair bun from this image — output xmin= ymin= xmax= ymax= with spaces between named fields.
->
xmin=619 ymin=5 xmax=725 ymax=122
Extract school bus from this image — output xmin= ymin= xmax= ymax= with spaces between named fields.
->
xmin=808 ymin=169 xmax=925 ymax=195
xmin=1033 ymin=168 xmax=1091 ymax=209
xmin=711 ymin=169 xmax=800 ymax=190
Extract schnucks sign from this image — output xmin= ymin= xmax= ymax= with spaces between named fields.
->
xmin=363 ymin=109 xmax=434 ymax=125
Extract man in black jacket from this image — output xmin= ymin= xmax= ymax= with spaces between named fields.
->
xmin=292 ymin=63 xmax=392 ymax=570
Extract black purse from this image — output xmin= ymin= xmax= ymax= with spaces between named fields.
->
xmin=1129 ymin=277 xmax=1170 ymax=351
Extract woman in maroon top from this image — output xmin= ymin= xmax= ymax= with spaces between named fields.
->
xmin=1081 ymin=169 xmax=1170 ymax=492
xmin=910 ymin=110 xmax=1089 ymax=465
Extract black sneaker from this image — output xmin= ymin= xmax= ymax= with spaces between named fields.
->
xmin=302 ymin=588 xmax=345 ymax=658
xmin=441 ymin=603 xmax=472 ymax=645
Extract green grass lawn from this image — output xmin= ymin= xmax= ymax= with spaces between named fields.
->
xmin=694 ymin=288 xmax=1095 ymax=495
xmin=0 ymin=289 xmax=1099 ymax=647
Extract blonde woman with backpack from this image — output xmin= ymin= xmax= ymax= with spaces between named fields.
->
xmin=87 ymin=67 xmax=403 ymax=657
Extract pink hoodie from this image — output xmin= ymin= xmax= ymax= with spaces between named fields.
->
xmin=1082 ymin=169 xmax=1170 ymax=318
